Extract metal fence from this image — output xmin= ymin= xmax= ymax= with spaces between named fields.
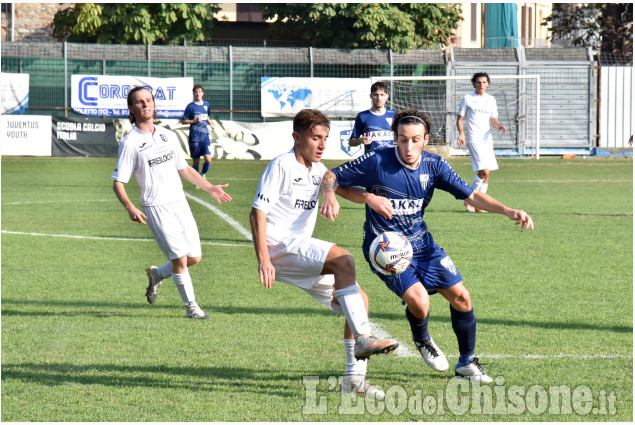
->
xmin=2 ymin=42 xmax=632 ymax=149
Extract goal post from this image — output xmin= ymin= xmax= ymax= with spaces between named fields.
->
xmin=371 ymin=75 xmax=541 ymax=159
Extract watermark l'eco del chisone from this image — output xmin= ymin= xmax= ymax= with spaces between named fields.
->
xmin=302 ymin=375 xmax=618 ymax=417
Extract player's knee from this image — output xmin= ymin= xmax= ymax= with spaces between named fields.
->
xmin=187 ymin=256 xmax=202 ymax=267
xmin=452 ymin=290 xmax=472 ymax=311
xmin=408 ymin=298 xmax=429 ymax=319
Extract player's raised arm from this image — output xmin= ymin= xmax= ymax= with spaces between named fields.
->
xmin=467 ymin=191 xmax=534 ymax=231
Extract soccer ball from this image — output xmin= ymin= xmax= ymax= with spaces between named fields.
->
xmin=369 ymin=231 xmax=413 ymax=276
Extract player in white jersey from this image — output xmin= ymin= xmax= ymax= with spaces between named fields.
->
xmin=112 ymin=87 xmax=232 ymax=319
xmin=249 ymin=109 xmax=398 ymax=397
xmin=457 ymin=72 xmax=507 ymax=212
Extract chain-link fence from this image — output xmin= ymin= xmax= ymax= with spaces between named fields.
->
xmin=1 ymin=42 xmax=446 ymax=122
xmin=3 ymin=42 xmax=632 ymax=149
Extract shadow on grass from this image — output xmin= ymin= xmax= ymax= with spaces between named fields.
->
xmin=2 ymin=298 xmax=632 ymax=334
xmin=0 ymin=362 xmax=308 ymax=397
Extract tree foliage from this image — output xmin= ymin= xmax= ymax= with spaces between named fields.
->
xmin=543 ymin=3 xmax=632 ymax=53
xmin=262 ymin=3 xmax=462 ymax=52
xmin=53 ymin=3 xmax=220 ymax=45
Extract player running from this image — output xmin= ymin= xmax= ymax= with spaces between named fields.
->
xmin=112 ymin=86 xmax=232 ymax=319
xmin=182 ymin=84 xmax=215 ymax=181
xmin=249 ymin=109 xmax=398 ymax=397
xmin=320 ymin=109 xmax=533 ymax=382
xmin=457 ymin=72 xmax=507 ymax=212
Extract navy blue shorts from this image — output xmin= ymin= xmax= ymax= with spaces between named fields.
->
xmin=189 ymin=132 xmax=211 ymax=159
xmin=366 ymin=243 xmax=463 ymax=298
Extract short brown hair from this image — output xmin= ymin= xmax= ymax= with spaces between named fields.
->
xmin=370 ymin=81 xmax=389 ymax=95
xmin=193 ymin=84 xmax=204 ymax=92
xmin=293 ymin=109 xmax=330 ymax=133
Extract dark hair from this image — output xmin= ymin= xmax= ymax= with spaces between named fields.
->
xmin=127 ymin=86 xmax=156 ymax=124
xmin=471 ymin=72 xmax=490 ymax=84
xmin=391 ymin=109 xmax=431 ymax=136
xmin=293 ymin=109 xmax=330 ymax=133
xmin=370 ymin=81 xmax=389 ymax=95
xmin=193 ymin=84 xmax=204 ymax=92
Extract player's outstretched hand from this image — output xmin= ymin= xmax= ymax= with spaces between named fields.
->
xmin=208 ymin=184 xmax=232 ymax=203
xmin=258 ymin=260 xmax=276 ymax=289
xmin=506 ymin=209 xmax=534 ymax=232
xmin=366 ymin=194 xmax=393 ymax=220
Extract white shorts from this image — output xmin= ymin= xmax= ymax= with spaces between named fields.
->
xmin=466 ymin=138 xmax=499 ymax=172
xmin=270 ymin=236 xmax=342 ymax=313
xmin=144 ymin=199 xmax=202 ymax=260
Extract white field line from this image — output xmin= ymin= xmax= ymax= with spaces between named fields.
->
xmin=5 ymin=196 xmax=631 ymax=362
xmin=368 ymin=322 xmax=632 ymax=360
xmin=0 ymin=230 xmax=251 ymax=247
xmin=185 ymin=192 xmax=253 ymax=241
xmin=2 ymin=199 xmax=112 ymax=206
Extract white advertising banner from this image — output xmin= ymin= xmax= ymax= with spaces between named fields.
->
xmin=114 ymin=118 xmax=363 ymax=161
xmin=0 ymin=115 xmax=52 ymax=156
xmin=1 ymin=72 xmax=30 ymax=114
xmin=261 ymin=77 xmax=370 ymax=118
xmin=71 ymin=75 xmax=193 ymax=118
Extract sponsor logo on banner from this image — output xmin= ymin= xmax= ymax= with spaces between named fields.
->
xmin=260 ymin=77 xmax=370 ymax=118
xmin=71 ymin=75 xmax=193 ymax=117
xmin=0 ymin=115 xmax=52 ymax=156
xmin=1 ymin=73 xmax=30 ymax=114
xmin=339 ymin=128 xmax=362 ymax=157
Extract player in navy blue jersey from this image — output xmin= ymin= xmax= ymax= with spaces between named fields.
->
xmin=349 ymin=81 xmax=396 ymax=153
xmin=182 ymin=84 xmax=215 ymax=180
xmin=320 ymin=109 xmax=533 ymax=382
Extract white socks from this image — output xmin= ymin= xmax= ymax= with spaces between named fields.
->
xmin=471 ymin=175 xmax=488 ymax=194
xmin=344 ymin=338 xmax=367 ymax=377
xmin=157 ymin=261 xmax=173 ymax=280
xmin=334 ymin=284 xmax=371 ymax=337
xmin=172 ymin=270 xmax=196 ymax=306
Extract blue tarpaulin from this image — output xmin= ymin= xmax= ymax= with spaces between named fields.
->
xmin=486 ymin=3 xmax=519 ymax=47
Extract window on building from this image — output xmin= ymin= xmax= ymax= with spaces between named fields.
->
xmin=236 ymin=3 xmax=264 ymax=22
xmin=528 ymin=7 xmax=533 ymax=46
xmin=471 ymin=3 xmax=478 ymax=42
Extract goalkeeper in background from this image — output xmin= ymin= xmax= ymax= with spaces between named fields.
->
xmin=457 ymin=72 xmax=507 ymax=212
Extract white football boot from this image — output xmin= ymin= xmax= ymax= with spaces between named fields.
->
xmin=186 ymin=302 xmax=211 ymax=320
xmin=415 ymin=337 xmax=449 ymax=372
xmin=455 ymin=357 xmax=493 ymax=383
xmin=340 ymin=375 xmax=385 ymax=398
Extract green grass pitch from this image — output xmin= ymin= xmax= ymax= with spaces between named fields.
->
xmin=1 ymin=156 xmax=632 ymax=421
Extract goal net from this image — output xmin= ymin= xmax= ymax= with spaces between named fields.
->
xmin=371 ymin=75 xmax=541 ymax=158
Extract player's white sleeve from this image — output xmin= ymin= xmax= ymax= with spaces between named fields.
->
xmin=111 ymin=141 xmax=135 ymax=183
xmin=252 ymin=161 xmax=286 ymax=214
xmin=457 ymin=95 xmax=467 ymax=116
